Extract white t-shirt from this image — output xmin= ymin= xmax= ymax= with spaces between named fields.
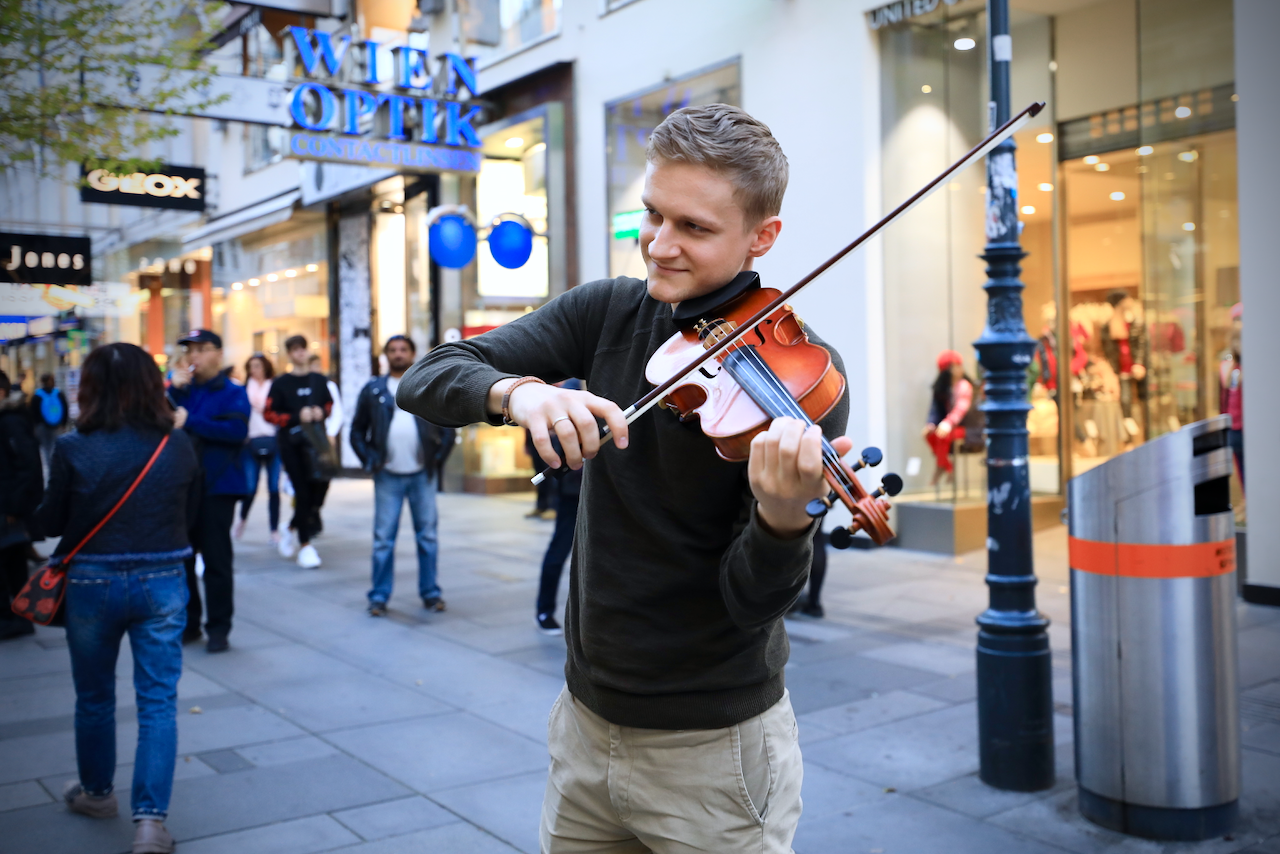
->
xmin=383 ymin=376 xmax=424 ymax=475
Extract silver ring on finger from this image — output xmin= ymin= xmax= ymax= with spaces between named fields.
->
xmin=551 ymin=416 xmax=572 ymax=427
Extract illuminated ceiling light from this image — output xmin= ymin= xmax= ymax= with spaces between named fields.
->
xmin=285 ymin=269 xmax=297 ymax=277
xmin=1095 ymin=163 xmax=1111 ymax=172
xmin=1110 ymin=191 xmax=1126 ymax=201
xmin=1182 ymin=222 xmax=1196 ymax=231
xmin=953 ymin=37 xmax=976 ymax=50
xmin=505 ymin=136 xmax=524 ymax=148
xmin=1136 ymin=145 xmax=1154 ymax=156
xmin=248 ymin=278 xmax=260 ymax=286
xmin=1178 ymin=150 xmax=1198 ymax=162
xmin=1175 ymin=106 xmax=1191 ymax=118
xmin=1021 ymin=205 xmax=1036 ymax=215
xmin=266 ymin=273 xmax=278 ymax=282
xmin=232 ymin=281 xmax=243 ymax=290
xmin=1036 ymin=132 xmax=1054 ymax=144
xmin=921 ymin=84 xmax=932 ymax=94
xmin=1038 ymin=183 xmax=1053 ymax=192
xmin=305 ymin=263 xmax=318 ymax=272
xmin=1084 ymin=155 xmax=1100 ymax=165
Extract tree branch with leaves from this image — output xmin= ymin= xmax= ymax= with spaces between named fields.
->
xmin=0 ymin=0 xmax=229 ymax=176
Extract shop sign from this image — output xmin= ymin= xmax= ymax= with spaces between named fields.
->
xmin=80 ymin=164 xmax=206 ymax=211
xmin=866 ymin=0 xmax=960 ymax=29
xmin=0 ymin=233 xmax=91 ymax=286
xmin=284 ymin=26 xmax=483 ymax=174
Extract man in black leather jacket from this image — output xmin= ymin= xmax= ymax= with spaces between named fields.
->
xmin=350 ymin=336 xmax=455 ymax=615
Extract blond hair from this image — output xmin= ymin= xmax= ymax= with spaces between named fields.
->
xmin=646 ymin=104 xmax=789 ymax=227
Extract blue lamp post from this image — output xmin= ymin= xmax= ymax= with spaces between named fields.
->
xmin=973 ymin=0 xmax=1056 ymax=792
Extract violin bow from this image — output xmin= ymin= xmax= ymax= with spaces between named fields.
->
xmin=532 ymin=100 xmax=1045 ymax=485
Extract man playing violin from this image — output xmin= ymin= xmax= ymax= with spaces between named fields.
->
xmin=399 ymin=103 xmax=850 ymax=853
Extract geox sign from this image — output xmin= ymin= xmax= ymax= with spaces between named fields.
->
xmin=0 ymin=233 xmax=91 ymax=286
xmin=80 ymin=164 xmax=206 ymax=211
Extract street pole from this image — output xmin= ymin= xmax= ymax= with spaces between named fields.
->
xmin=973 ymin=0 xmax=1056 ymax=792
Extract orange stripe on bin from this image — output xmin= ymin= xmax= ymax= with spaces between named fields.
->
xmin=1068 ymin=537 xmax=1236 ymax=578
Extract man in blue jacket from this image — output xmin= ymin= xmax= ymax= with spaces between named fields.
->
xmin=350 ymin=335 xmax=454 ymax=616
xmin=171 ymin=329 xmax=251 ymax=653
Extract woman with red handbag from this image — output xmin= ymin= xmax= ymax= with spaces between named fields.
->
xmin=30 ymin=343 xmax=199 ymax=854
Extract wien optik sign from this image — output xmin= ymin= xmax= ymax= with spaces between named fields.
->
xmin=285 ymin=27 xmax=483 ymax=174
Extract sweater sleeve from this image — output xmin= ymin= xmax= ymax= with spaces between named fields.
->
xmin=264 ymin=378 xmax=294 ymax=428
xmin=397 ymin=279 xmax=611 ymax=427
xmin=718 ymin=330 xmax=851 ymax=630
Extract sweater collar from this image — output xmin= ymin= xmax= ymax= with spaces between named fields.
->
xmin=669 ymin=271 xmax=760 ymax=329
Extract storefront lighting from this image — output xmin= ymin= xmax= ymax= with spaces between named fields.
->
xmin=1178 ymin=151 xmax=1198 ymax=162
xmin=232 ymin=281 xmax=243 ymax=290
xmin=921 ymin=84 xmax=932 ymax=94
xmin=505 ymin=136 xmax=524 ymax=148
xmin=1084 ymin=155 xmax=1100 ymax=165
xmin=1231 ymin=94 xmax=1239 ymax=102
xmin=1182 ymin=222 xmax=1196 ymax=231
xmin=1110 ymin=192 xmax=1126 ymax=201
xmin=285 ymin=269 xmax=297 ymax=277
xmin=249 ymin=278 xmax=260 ymax=286
xmin=267 ymin=273 xmax=279 ymax=282
xmin=305 ymin=263 xmax=319 ymax=272
xmin=1021 ymin=206 xmax=1036 ymax=215
xmin=1036 ymin=132 xmax=1053 ymax=143
xmin=1136 ymin=145 xmax=1154 ymax=156
xmin=954 ymin=37 xmax=976 ymax=50
xmin=1095 ymin=163 xmax=1110 ymax=172
xmin=1038 ymin=183 xmax=1053 ymax=192
xmin=1175 ymin=106 xmax=1191 ymax=119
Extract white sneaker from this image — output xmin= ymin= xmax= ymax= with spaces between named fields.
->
xmin=232 ymin=518 xmax=247 ymax=540
xmin=296 ymin=544 xmax=321 ymax=569
xmin=277 ymin=529 xmax=297 ymax=559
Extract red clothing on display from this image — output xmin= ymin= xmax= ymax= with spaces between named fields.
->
xmin=927 ymin=428 xmax=966 ymax=473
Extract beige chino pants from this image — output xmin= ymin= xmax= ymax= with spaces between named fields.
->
xmin=540 ymin=686 xmax=804 ymax=854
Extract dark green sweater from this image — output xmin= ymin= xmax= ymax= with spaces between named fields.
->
xmin=398 ymin=276 xmax=849 ymax=729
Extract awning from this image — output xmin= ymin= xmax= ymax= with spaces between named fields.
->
xmin=182 ymin=190 xmax=301 ymax=250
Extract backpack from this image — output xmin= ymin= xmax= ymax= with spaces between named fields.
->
xmin=34 ymin=388 xmax=63 ymax=427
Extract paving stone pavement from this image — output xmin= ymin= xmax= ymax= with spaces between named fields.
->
xmin=1 ymin=479 xmax=1278 ymax=854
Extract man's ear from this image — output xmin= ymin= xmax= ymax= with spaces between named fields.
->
xmin=747 ymin=216 xmax=782 ymax=259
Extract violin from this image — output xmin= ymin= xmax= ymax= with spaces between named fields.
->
xmin=532 ymin=102 xmax=1045 ymax=546
xmin=644 ymin=274 xmax=900 ymax=546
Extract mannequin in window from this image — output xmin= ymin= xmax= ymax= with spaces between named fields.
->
xmin=923 ymin=350 xmax=973 ymax=487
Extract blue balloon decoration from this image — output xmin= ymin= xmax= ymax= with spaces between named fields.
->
xmin=488 ymin=220 xmax=534 ymax=269
xmin=429 ymin=215 xmax=477 ymax=268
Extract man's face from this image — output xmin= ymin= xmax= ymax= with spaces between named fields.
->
xmin=639 ymin=159 xmax=781 ymax=305
xmin=41 ymin=376 xmax=54 ymax=391
xmin=288 ymin=345 xmax=309 ymax=368
xmin=385 ymin=340 xmax=415 ymax=372
xmin=183 ymin=343 xmax=221 ymax=380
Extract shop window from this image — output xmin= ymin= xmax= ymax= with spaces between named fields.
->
xmin=1060 ymin=129 xmax=1239 ymax=479
xmin=470 ymin=0 xmax=561 ymax=57
xmin=605 ymin=60 xmax=740 ymax=280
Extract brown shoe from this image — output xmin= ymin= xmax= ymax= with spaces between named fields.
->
xmin=62 ymin=781 xmax=118 ymax=818
xmin=133 ymin=819 xmax=175 ymax=854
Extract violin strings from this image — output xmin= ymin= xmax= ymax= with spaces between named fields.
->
xmin=717 ymin=338 xmax=857 ymax=495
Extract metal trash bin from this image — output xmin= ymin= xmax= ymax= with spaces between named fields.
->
xmin=1068 ymin=415 xmax=1239 ymax=841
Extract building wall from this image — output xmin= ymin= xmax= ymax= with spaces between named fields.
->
xmin=1234 ymin=0 xmax=1278 ymax=594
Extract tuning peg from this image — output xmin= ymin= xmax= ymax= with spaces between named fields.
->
xmin=829 ymin=526 xmax=853 ymax=550
xmin=805 ymin=494 xmax=835 ymax=518
xmin=860 ymin=446 xmax=883 ymax=468
xmin=872 ymin=473 xmax=903 ymax=499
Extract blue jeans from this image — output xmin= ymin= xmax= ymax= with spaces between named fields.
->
xmin=64 ymin=561 xmax=187 ymax=820
xmin=370 ymin=469 xmax=440 ymax=604
xmin=240 ymin=435 xmax=281 ymax=532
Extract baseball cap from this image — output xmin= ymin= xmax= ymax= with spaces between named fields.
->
xmin=178 ymin=328 xmax=222 ymax=348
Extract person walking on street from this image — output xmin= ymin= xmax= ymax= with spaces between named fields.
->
xmin=235 ymin=354 xmax=282 ymax=544
xmin=33 ymin=342 xmax=200 ymax=854
xmin=0 ymin=370 xmax=42 ymax=641
xmin=30 ymin=372 xmax=69 ymax=480
xmin=309 ymin=353 xmax=345 ymax=453
xmin=265 ymin=335 xmax=332 ymax=569
xmin=351 ymin=335 xmax=454 ymax=615
xmin=169 ymin=329 xmax=251 ymax=653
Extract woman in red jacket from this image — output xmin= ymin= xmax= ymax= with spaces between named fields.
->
xmin=923 ymin=350 xmax=974 ymax=486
